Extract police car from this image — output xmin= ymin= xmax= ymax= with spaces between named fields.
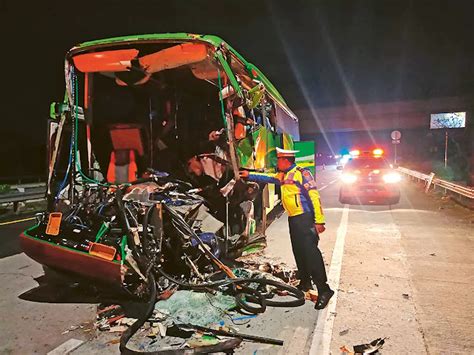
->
xmin=339 ymin=149 xmax=401 ymax=204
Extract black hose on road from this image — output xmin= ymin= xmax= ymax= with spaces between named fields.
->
xmin=120 ymin=273 xmax=157 ymax=354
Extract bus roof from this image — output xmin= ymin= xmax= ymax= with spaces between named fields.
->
xmin=70 ymin=33 xmax=296 ymax=120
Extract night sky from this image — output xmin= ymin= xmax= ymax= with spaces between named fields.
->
xmin=1 ymin=0 xmax=473 ymax=177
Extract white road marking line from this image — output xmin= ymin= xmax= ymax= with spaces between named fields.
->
xmin=47 ymin=339 xmax=84 ymax=355
xmin=319 ymin=179 xmax=339 ymax=191
xmin=309 ymin=204 xmax=349 ymax=355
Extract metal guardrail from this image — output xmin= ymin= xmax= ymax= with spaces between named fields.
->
xmin=398 ymin=167 xmax=474 ymax=200
xmin=9 ymin=182 xmax=46 ymax=190
xmin=0 ymin=184 xmax=46 ymax=212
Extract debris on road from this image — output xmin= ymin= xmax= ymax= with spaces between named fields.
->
xmin=153 ymin=290 xmax=236 ymax=327
xmin=87 ymin=239 xmax=305 ymax=352
xmin=109 ymin=325 xmax=128 ymax=333
xmin=24 ymin=175 xmax=305 ymax=352
xmin=236 ymin=253 xmax=298 ymax=285
xmin=95 ymin=304 xmax=136 ymax=332
xmin=186 ymin=334 xmax=220 ymax=348
xmin=308 ymin=289 xmax=319 ymax=302
xmin=340 ymin=345 xmax=353 ymax=354
xmin=179 ymin=323 xmax=284 ymax=346
xmin=61 ymin=325 xmax=80 ymax=334
xmin=339 ymin=328 xmax=350 ymax=336
xmin=353 ymin=337 xmax=387 ymax=354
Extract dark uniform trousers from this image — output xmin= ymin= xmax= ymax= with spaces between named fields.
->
xmin=288 ymin=212 xmax=330 ymax=294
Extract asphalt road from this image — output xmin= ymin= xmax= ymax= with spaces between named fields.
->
xmin=0 ymin=166 xmax=472 ymax=354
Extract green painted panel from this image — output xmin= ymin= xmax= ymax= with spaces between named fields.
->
xmin=294 ymin=141 xmax=315 ymax=176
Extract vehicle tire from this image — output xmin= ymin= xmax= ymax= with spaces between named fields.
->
xmin=235 ymin=292 xmax=267 ymax=314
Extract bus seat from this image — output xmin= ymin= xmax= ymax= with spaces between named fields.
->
xmin=107 ymin=149 xmax=137 ymax=183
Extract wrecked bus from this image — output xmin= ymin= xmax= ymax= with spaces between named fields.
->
xmin=20 ymin=33 xmax=300 ymax=294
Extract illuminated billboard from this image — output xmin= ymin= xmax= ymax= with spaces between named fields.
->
xmin=430 ymin=112 xmax=466 ymax=129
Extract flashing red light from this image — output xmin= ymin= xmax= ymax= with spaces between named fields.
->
xmin=350 ymin=149 xmax=360 ymax=156
xmin=373 ymin=148 xmax=384 ymax=156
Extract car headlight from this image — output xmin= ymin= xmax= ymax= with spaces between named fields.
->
xmin=341 ymin=173 xmax=357 ymax=184
xmin=383 ymin=172 xmax=401 ymax=183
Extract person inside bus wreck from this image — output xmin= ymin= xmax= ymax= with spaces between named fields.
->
xmin=185 ymin=128 xmax=259 ymax=234
xmin=185 ymin=129 xmax=230 ymax=197
xmin=184 ymin=149 xmax=239 ymax=229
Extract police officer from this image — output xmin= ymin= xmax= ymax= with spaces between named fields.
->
xmin=240 ymin=147 xmax=334 ymax=310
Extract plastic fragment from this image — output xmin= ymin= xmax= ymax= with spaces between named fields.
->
xmin=353 ymin=337 xmax=387 ymax=354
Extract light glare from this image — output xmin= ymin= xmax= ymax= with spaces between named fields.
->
xmin=341 ymin=173 xmax=358 ymax=184
xmin=383 ymin=172 xmax=401 ymax=183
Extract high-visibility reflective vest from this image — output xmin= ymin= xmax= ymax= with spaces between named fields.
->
xmin=248 ymin=165 xmax=325 ymax=224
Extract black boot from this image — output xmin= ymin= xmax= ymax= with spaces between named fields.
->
xmin=314 ymin=289 xmax=334 ymax=310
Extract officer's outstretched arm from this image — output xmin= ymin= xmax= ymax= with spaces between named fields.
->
xmin=247 ymin=172 xmax=281 ymax=185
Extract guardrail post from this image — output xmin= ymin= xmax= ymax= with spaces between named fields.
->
xmin=425 ymin=173 xmax=436 ymax=193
